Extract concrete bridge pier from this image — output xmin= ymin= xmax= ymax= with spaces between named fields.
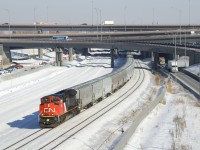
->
xmin=152 ymin=52 xmax=159 ymax=70
xmin=187 ymin=50 xmax=200 ymax=65
xmin=111 ymin=49 xmax=115 ymax=68
xmin=0 ymin=44 xmax=12 ymax=68
xmin=141 ymin=51 xmax=151 ymax=59
xmin=151 ymin=51 xmax=154 ymax=66
xmin=55 ymin=48 xmax=63 ymax=66
xmin=38 ymin=48 xmax=43 ymax=59
xmin=68 ymin=48 xmax=73 ymax=61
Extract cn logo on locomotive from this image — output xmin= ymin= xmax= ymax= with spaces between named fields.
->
xmin=44 ymin=108 xmax=56 ymax=113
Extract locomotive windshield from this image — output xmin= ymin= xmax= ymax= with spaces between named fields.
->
xmin=52 ymin=98 xmax=60 ymax=104
xmin=41 ymin=98 xmax=49 ymax=103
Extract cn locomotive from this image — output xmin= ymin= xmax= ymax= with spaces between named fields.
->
xmin=39 ymin=58 xmax=134 ymax=127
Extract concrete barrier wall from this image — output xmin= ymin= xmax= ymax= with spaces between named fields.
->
xmin=182 ymin=69 xmax=199 ymax=81
xmin=111 ymin=86 xmax=166 ymax=150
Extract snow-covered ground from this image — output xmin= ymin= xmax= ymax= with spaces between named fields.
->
xmin=0 ymin=50 xmax=126 ymax=149
xmin=124 ymin=79 xmax=200 ymax=150
xmin=185 ymin=63 xmax=200 ymax=77
xmin=1 ymin=49 xmax=199 ymax=150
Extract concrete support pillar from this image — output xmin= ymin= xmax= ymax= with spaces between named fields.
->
xmin=0 ymin=44 xmax=12 ymax=68
xmin=111 ymin=49 xmax=114 ymax=68
xmin=59 ymin=48 xmax=63 ymax=66
xmin=38 ymin=48 xmax=43 ymax=59
xmin=151 ymin=51 xmax=154 ymax=62
xmin=152 ymin=52 xmax=158 ymax=70
xmin=146 ymin=51 xmax=151 ymax=58
xmin=69 ymin=48 xmax=73 ymax=61
xmin=114 ymin=49 xmax=118 ymax=58
xmin=55 ymin=48 xmax=63 ymax=66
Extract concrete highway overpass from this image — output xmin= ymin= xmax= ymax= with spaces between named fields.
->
xmin=0 ymin=36 xmax=200 ymax=67
xmin=1 ymin=24 xmax=200 ymax=32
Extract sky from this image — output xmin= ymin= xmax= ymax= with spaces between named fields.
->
xmin=0 ymin=0 xmax=199 ymax=25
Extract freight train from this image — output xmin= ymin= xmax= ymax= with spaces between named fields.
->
xmin=39 ymin=58 xmax=135 ymax=127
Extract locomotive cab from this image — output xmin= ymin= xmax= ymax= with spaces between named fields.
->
xmin=39 ymin=89 xmax=79 ymax=128
xmin=39 ymin=94 xmax=65 ymax=127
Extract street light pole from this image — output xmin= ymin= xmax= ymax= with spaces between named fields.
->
xmin=175 ymin=34 xmax=177 ymax=61
xmin=171 ymin=7 xmax=182 ymax=44
xmin=124 ymin=6 xmax=127 ymax=31
xmin=46 ymin=6 xmax=49 ymax=23
xmin=95 ymin=8 xmax=99 ymax=39
xmin=91 ymin=0 xmax=93 ymax=26
xmin=174 ymin=34 xmax=178 ymax=82
xmin=189 ymin=0 xmax=191 ymax=25
xmin=34 ymin=7 xmax=37 ymax=38
xmin=153 ymin=8 xmax=155 ymax=24
xmin=5 ymin=9 xmax=11 ymax=39
xmin=179 ymin=9 xmax=182 ymax=44
xmin=185 ymin=31 xmax=187 ymax=56
xmin=99 ymin=9 xmax=102 ymax=41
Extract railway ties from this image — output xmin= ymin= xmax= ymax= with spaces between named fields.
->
xmin=3 ymin=129 xmax=51 ymax=150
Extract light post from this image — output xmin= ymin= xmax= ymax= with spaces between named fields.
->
xmin=185 ymin=31 xmax=187 ymax=56
xmin=95 ymin=8 xmax=99 ymax=39
xmin=175 ymin=34 xmax=177 ymax=61
xmin=153 ymin=8 xmax=155 ymax=24
xmin=46 ymin=6 xmax=49 ymax=23
xmin=34 ymin=7 xmax=37 ymax=38
xmin=91 ymin=0 xmax=93 ymax=25
xmin=99 ymin=9 xmax=102 ymax=41
xmin=178 ymin=9 xmax=182 ymax=44
xmin=171 ymin=7 xmax=182 ymax=44
xmin=4 ymin=9 xmax=11 ymax=39
xmin=189 ymin=0 xmax=191 ymax=25
xmin=174 ymin=34 xmax=178 ymax=82
xmin=124 ymin=6 xmax=127 ymax=31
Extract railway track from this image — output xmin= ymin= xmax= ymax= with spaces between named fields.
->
xmin=4 ymin=59 xmax=145 ymax=150
xmin=3 ymin=129 xmax=51 ymax=150
xmin=46 ymin=60 xmax=145 ymax=150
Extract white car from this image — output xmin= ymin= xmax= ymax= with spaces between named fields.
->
xmin=0 ymin=69 xmax=8 ymax=75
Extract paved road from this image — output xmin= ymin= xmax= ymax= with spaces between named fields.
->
xmin=173 ymin=72 xmax=200 ymax=98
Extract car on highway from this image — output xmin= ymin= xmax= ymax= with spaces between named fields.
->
xmin=5 ymin=66 xmax=16 ymax=73
xmin=40 ymin=61 xmax=48 ymax=65
xmin=81 ymin=23 xmax=87 ymax=25
xmin=0 ymin=68 xmax=8 ymax=75
xmin=2 ymin=23 xmax=9 ymax=25
xmin=12 ymin=62 xmax=24 ymax=69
